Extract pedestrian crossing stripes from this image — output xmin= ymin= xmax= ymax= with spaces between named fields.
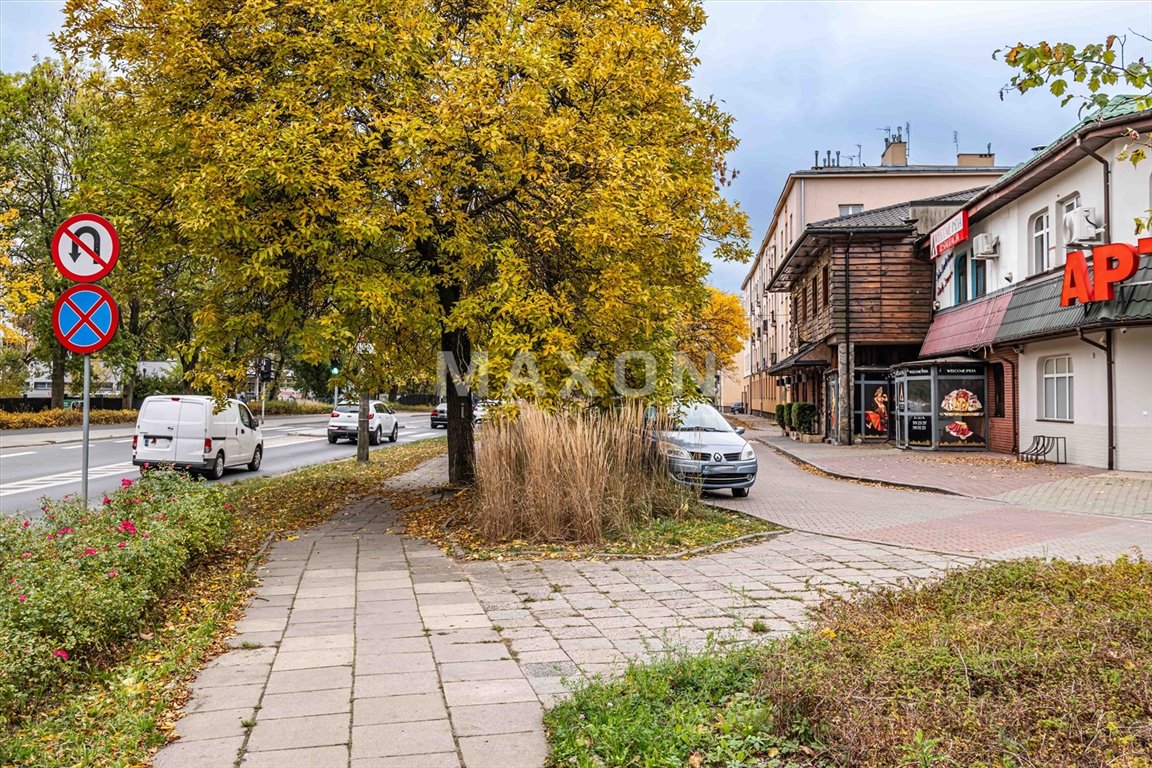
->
xmin=0 ymin=461 xmax=135 ymax=497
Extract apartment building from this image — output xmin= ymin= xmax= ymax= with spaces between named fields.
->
xmin=741 ymin=138 xmax=1009 ymax=416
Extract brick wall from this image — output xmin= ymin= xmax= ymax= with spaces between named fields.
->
xmin=986 ymin=348 xmax=1018 ymax=454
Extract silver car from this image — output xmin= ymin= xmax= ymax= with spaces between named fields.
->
xmin=656 ymin=402 xmax=758 ymax=497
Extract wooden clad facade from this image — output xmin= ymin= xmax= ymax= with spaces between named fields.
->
xmin=790 ymin=234 xmax=933 ymax=349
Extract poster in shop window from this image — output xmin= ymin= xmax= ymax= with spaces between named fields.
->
xmin=938 ymin=376 xmax=986 ymax=447
xmin=862 ymin=384 xmax=889 ymax=438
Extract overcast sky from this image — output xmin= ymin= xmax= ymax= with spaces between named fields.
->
xmin=3 ymin=0 xmax=1151 ymax=293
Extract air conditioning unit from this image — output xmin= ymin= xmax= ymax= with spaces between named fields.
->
xmin=972 ymin=232 xmax=999 ymax=259
xmin=1063 ymin=206 xmax=1103 ymax=246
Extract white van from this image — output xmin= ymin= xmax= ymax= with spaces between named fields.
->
xmin=132 ymin=396 xmax=263 ymax=479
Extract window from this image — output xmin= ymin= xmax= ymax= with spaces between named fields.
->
xmin=1041 ymin=355 xmax=1074 ymax=421
xmin=954 ymin=252 xmax=969 ymax=305
xmin=972 ymin=258 xmax=987 ymax=298
xmin=822 ymin=265 xmax=830 ymax=307
xmin=990 ymin=363 xmax=1005 ymax=418
xmin=1031 ymin=209 xmax=1050 ymax=274
xmin=838 ymin=204 xmax=863 ymax=216
xmin=810 ymin=277 xmax=818 ymax=314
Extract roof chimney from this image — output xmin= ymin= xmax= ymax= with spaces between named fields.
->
xmin=881 ymin=139 xmax=907 ymax=166
xmin=957 ymin=151 xmax=995 ymax=167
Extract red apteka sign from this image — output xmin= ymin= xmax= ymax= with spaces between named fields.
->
xmin=930 ymin=210 xmax=968 ymax=258
xmin=1060 ymin=238 xmax=1151 ymax=306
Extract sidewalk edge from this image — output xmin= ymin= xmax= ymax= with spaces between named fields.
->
xmin=755 ymin=436 xmax=965 ymax=498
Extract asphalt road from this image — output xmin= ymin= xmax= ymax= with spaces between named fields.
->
xmin=0 ymin=412 xmax=443 ymax=518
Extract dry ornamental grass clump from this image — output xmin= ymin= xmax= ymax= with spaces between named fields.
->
xmin=471 ymin=405 xmax=693 ymax=544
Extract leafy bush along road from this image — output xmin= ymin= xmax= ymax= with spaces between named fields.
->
xmin=0 ymin=399 xmax=334 ymax=430
xmin=0 ymin=438 xmax=447 ymax=766
xmin=548 ymin=557 xmax=1152 ymax=767
xmin=0 ymin=472 xmax=230 ymax=727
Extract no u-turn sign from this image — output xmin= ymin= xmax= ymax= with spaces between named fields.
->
xmin=51 ymin=213 xmax=120 ymax=283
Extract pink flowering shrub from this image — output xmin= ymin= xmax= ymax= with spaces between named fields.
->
xmin=0 ymin=470 xmax=230 ymax=723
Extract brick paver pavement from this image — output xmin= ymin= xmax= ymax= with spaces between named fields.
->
xmin=710 ymin=434 xmax=1150 ymax=559
xmin=760 ymin=432 xmax=1101 ymax=498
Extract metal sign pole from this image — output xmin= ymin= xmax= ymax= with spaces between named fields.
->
xmin=81 ymin=354 xmax=91 ymax=504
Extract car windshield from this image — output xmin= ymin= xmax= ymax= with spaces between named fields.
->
xmin=335 ymin=405 xmax=358 ymax=413
xmin=667 ymin=403 xmax=733 ymax=432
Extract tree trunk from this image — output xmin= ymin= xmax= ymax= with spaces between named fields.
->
xmin=122 ymin=373 xmax=135 ymax=410
xmin=50 ymin=348 xmax=66 ymax=408
xmin=441 ymin=325 xmax=475 ymax=486
xmin=389 ymin=383 xmax=399 ymax=403
xmin=357 ymin=390 xmax=370 ymax=463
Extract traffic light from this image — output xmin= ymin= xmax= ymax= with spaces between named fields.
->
xmin=259 ymin=358 xmax=273 ymax=382
xmin=330 ymin=360 xmax=340 ymax=376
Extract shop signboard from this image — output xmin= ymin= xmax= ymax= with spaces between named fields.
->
xmin=930 ymin=210 xmax=968 ymax=258
xmin=1060 ymin=238 xmax=1152 ymax=306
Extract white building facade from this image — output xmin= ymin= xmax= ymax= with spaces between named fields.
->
xmin=922 ymin=97 xmax=1152 ymax=471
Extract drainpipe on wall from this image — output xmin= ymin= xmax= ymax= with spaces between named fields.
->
xmin=1078 ymin=329 xmax=1115 ymax=470
xmin=1075 ymin=135 xmax=1114 ymax=470
xmin=1075 ymin=134 xmax=1111 ymax=241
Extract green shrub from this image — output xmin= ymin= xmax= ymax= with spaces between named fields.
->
xmin=790 ymin=402 xmax=817 ymax=434
xmin=258 ymin=398 xmax=334 ymax=415
xmin=0 ymin=471 xmax=230 ymax=725
xmin=774 ymin=403 xmax=787 ymax=428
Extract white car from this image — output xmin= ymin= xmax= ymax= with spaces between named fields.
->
xmin=132 ymin=395 xmax=263 ymax=480
xmin=328 ymin=401 xmax=399 ymax=445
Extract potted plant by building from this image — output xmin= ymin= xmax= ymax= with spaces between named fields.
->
xmin=775 ymin=403 xmax=788 ymax=435
xmin=792 ymin=402 xmax=821 ymax=443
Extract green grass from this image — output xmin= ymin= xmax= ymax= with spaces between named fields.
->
xmin=547 ymin=644 xmax=811 ymax=768
xmin=547 ymin=557 xmax=1152 ymax=768
xmin=0 ymin=438 xmax=446 ymax=767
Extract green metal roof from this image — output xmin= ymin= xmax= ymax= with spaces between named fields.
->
xmin=996 ymin=258 xmax=1152 ymax=342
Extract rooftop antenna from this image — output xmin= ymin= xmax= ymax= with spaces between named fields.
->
xmin=856 ymin=143 xmax=863 ymax=167
xmin=878 ymin=126 xmax=893 ymax=146
xmin=905 ymin=122 xmax=911 ymax=161
xmin=987 ymin=142 xmax=992 ymax=155
xmin=953 ymin=131 xmax=960 ymax=155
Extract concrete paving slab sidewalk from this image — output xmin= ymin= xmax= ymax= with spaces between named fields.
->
xmin=154 ymin=428 xmax=1149 ymax=768
xmin=153 ymin=487 xmax=549 ymax=768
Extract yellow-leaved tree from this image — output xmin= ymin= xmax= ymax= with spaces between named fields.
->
xmin=62 ymin=0 xmax=750 ymax=483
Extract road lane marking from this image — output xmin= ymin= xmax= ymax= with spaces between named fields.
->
xmin=115 ymin=439 xmax=134 ymax=443
xmin=61 ymin=445 xmax=84 ymax=450
xmin=0 ymin=451 xmax=36 ymax=458
xmin=0 ymin=461 xmax=136 ymax=497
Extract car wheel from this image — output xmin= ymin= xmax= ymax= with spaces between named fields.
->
xmin=328 ymin=433 xmax=338 ymax=444
xmin=732 ymin=487 xmax=749 ymax=498
xmin=247 ymin=445 xmax=262 ymax=472
xmin=389 ymin=423 xmax=398 ymax=442
xmin=370 ymin=426 xmax=382 ymax=446
xmin=207 ymin=452 xmax=225 ymax=481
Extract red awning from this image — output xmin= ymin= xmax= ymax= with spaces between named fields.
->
xmin=920 ymin=292 xmax=1012 ymax=357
